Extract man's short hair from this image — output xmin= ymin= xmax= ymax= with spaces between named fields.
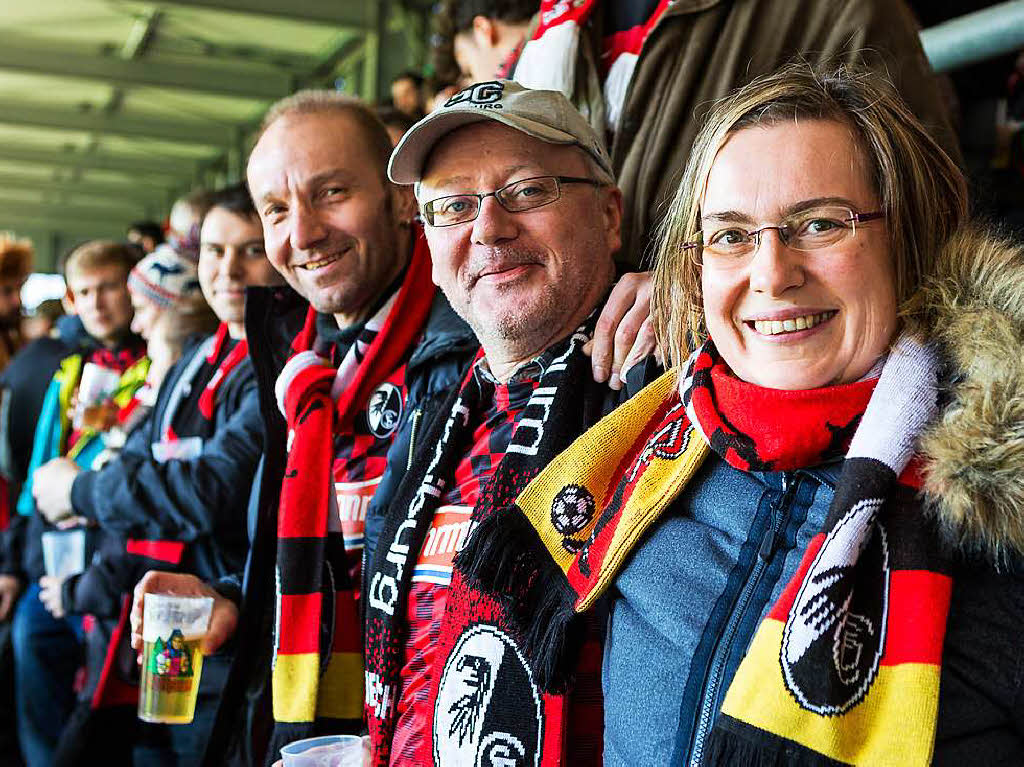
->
xmin=255 ymin=90 xmax=394 ymax=184
xmin=0 ymin=233 xmax=33 ymax=282
xmin=175 ymin=188 xmax=217 ymax=222
xmin=451 ymin=0 xmax=537 ymax=32
xmin=33 ymin=298 xmax=65 ymax=322
xmin=127 ymin=220 xmax=164 ymax=245
xmin=64 ymin=240 xmax=140 ymax=284
xmin=376 ymin=106 xmax=418 ymax=137
xmin=393 ymin=70 xmax=425 ymax=88
xmin=204 ymin=182 xmax=258 ymax=223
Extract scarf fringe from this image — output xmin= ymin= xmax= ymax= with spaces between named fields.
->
xmin=701 ymin=723 xmax=847 ymax=767
xmin=457 ymin=506 xmax=583 ymax=692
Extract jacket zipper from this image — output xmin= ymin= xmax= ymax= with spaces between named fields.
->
xmin=688 ymin=473 xmax=798 ymax=766
xmin=406 ymin=408 xmax=422 ymax=471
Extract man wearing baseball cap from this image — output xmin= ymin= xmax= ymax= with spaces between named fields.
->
xmin=126 ymin=87 xmax=646 ymax=767
xmin=364 ymin=79 xmax=655 ymax=766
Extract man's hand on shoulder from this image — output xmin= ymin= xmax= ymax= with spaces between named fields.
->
xmin=586 ymin=271 xmax=658 ymax=391
xmin=32 ymin=457 xmax=80 ymax=523
xmin=130 ymin=571 xmax=239 ymax=660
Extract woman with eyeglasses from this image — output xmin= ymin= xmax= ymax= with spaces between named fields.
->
xmin=460 ymin=62 xmax=1024 ymax=765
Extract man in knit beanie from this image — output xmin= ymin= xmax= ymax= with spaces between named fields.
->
xmin=128 ymin=245 xmax=203 ymax=314
xmin=128 ymin=245 xmax=217 ymax=387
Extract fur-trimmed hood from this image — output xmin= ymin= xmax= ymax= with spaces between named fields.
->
xmin=912 ymin=223 xmax=1024 ymax=564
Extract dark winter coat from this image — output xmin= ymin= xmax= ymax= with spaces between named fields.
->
xmin=202 ymin=286 xmax=478 ymax=767
xmin=70 ymin=333 xmax=261 ymax=582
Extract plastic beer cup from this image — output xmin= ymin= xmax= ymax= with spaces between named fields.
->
xmin=40 ymin=529 xmax=87 ymax=579
xmin=73 ymin=362 xmax=121 ymax=430
xmin=138 ymin=593 xmax=213 ymax=724
xmin=280 ymin=735 xmax=365 ymax=767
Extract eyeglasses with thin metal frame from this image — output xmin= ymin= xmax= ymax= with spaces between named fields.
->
xmin=421 ymin=175 xmax=602 ymax=227
xmin=682 ymin=207 xmax=886 ymax=265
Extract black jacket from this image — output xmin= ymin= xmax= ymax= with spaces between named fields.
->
xmin=0 ymin=337 xmax=72 ymax=487
xmin=70 ymin=333 xmax=261 ymax=583
xmin=0 ymin=337 xmax=70 ymax=579
xmin=0 ymin=333 xmax=145 ymax=582
xmin=203 ymin=285 xmax=478 ymax=767
xmin=50 ymin=332 xmax=264 ymax=765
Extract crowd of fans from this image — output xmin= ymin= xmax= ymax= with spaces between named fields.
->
xmin=0 ymin=1 xmax=1021 ymax=766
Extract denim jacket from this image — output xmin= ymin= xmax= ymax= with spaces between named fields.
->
xmin=603 ymin=456 xmax=1024 ymax=766
xmin=604 ymin=457 xmax=838 ymax=766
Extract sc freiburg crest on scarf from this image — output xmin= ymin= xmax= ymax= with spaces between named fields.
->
xmin=434 ymin=623 xmax=542 ymax=767
xmin=367 ymin=382 xmax=403 ymax=439
xmin=781 ymin=498 xmax=890 ymax=714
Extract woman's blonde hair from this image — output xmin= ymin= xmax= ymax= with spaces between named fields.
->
xmin=652 ymin=61 xmax=968 ymax=368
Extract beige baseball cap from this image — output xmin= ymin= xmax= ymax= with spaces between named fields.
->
xmin=387 ymin=79 xmax=612 ymax=185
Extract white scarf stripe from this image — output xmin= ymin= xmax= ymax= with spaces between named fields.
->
xmin=330 ymin=291 xmax=398 ymax=401
xmin=846 ymin=336 xmax=939 ymax=473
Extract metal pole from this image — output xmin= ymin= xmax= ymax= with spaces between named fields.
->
xmin=921 ymin=0 xmax=1024 ymax=73
xmin=362 ymin=0 xmax=383 ymax=103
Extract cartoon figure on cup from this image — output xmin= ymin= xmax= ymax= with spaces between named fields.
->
xmin=153 ymin=629 xmax=193 ymax=678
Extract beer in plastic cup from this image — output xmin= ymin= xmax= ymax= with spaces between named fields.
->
xmin=73 ymin=362 xmax=122 ymax=430
xmin=40 ymin=529 xmax=87 ymax=579
xmin=138 ymin=593 xmax=213 ymax=724
xmin=280 ymin=735 xmax=364 ymax=767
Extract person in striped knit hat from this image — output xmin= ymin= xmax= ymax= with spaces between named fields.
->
xmin=127 ymin=244 xmax=218 ymax=393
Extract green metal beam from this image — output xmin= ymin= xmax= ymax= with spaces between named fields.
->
xmin=362 ymin=2 xmax=382 ymax=103
xmin=295 ymin=35 xmax=364 ymax=90
xmin=0 ymin=143 xmax=199 ymax=179
xmin=153 ymin=36 xmax=323 ymax=73
xmin=121 ymin=9 xmax=163 ymax=60
xmin=0 ymin=101 xmax=231 ymax=146
xmin=0 ymin=172 xmax=168 ymax=205
xmin=0 ymin=32 xmax=293 ymax=100
xmin=0 ymin=199 xmax=145 ymax=226
xmin=0 ymin=198 xmax=138 ymax=229
xmin=0 ymin=215 xmax=124 ymax=239
xmin=158 ymin=0 xmax=369 ymax=27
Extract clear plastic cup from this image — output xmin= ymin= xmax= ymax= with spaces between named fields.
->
xmin=40 ymin=529 xmax=87 ymax=579
xmin=280 ymin=735 xmax=365 ymax=767
xmin=73 ymin=363 xmax=122 ymax=430
xmin=137 ymin=593 xmax=213 ymax=724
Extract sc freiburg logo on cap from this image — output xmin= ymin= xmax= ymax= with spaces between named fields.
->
xmin=445 ymin=81 xmax=504 ymax=110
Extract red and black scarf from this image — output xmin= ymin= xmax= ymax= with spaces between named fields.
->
xmin=365 ymin=321 xmax=610 ymax=767
xmin=462 ymin=336 xmax=951 ymax=765
xmin=198 ymin=324 xmax=248 ymax=421
xmin=268 ymin=230 xmax=434 ymax=754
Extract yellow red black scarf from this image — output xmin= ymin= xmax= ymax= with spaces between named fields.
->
xmin=269 ymin=230 xmax=435 ymax=755
xmin=463 ymin=336 xmax=951 ymax=765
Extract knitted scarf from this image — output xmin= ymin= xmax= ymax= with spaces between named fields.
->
xmin=268 ymin=231 xmax=434 ymax=755
xmin=461 ymin=336 xmax=951 ymax=765
xmin=365 ymin=322 xmax=609 ymax=767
